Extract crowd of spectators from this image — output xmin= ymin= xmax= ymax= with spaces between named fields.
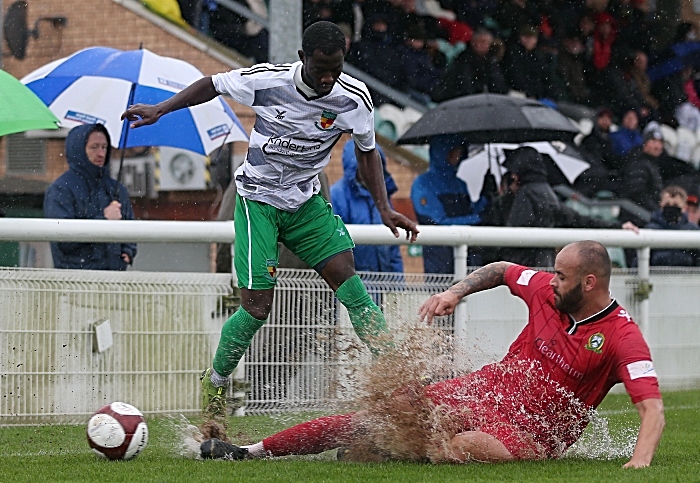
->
xmin=179 ymin=0 xmax=700 ymax=132
xmin=173 ymin=0 xmax=700 ymax=270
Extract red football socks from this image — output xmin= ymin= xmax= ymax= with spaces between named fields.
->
xmin=262 ymin=413 xmax=356 ymax=456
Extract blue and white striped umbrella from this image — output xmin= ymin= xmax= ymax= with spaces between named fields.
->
xmin=21 ymin=46 xmax=248 ymax=155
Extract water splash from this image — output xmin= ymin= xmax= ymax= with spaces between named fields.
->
xmin=162 ymin=414 xmax=205 ymax=459
xmin=564 ymin=410 xmax=637 ymax=460
xmin=339 ymin=322 xmax=628 ymax=463
xmin=169 ymin=320 xmax=636 ymax=463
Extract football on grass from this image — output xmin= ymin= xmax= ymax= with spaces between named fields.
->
xmin=86 ymin=402 xmax=149 ymax=460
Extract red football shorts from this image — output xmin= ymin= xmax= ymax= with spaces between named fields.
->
xmin=422 ymin=361 xmax=589 ymax=459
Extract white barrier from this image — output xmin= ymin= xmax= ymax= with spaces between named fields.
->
xmin=4 ymin=218 xmax=700 ymax=248
xmin=0 ymin=268 xmax=232 ymax=424
xmin=0 ymin=219 xmax=698 ymax=420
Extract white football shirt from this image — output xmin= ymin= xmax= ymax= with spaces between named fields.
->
xmin=212 ymin=61 xmax=375 ymax=211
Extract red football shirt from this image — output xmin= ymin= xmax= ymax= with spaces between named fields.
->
xmin=503 ymin=264 xmax=661 ymax=407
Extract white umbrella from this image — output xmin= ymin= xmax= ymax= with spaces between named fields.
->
xmin=456 ymin=144 xmax=507 ymax=203
xmin=456 ymin=142 xmax=591 ymax=202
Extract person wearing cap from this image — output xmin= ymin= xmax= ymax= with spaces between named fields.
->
xmin=556 ymin=33 xmax=591 ymax=106
xmin=686 ymin=194 xmax=700 ymax=225
xmin=501 ymin=25 xmax=551 ymax=100
xmin=619 ymin=130 xmax=665 ymax=212
xmin=432 ymin=28 xmax=509 ymax=102
xmin=645 ymin=185 xmax=700 ymax=266
xmin=396 ymin=22 xmax=442 ymax=104
xmin=581 ymin=107 xmax=621 ymax=173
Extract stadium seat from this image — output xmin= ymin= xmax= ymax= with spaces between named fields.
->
xmin=607 ymin=247 xmax=627 ymax=268
xmin=377 ymin=104 xmax=425 ymax=138
xmin=375 ymin=117 xmax=397 ymax=140
xmin=577 ymin=118 xmax=594 ymax=136
xmin=675 ymin=127 xmax=696 ymax=163
xmin=691 ymin=144 xmax=700 ymax=170
xmin=375 ymin=104 xmax=404 ymax=141
xmin=396 ymin=107 xmax=423 ymax=137
xmin=435 ymin=39 xmax=466 ymax=66
xmin=660 ymin=124 xmax=678 ymax=156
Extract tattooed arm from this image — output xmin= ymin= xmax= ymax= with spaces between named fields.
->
xmin=418 ymin=262 xmax=515 ymax=324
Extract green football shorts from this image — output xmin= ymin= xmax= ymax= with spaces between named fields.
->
xmin=234 ymin=193 xmax=355 ymax=290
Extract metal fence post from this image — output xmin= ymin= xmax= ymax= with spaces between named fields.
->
xmin=636 ymin=246 xmax=651 ymax=335
xmin=453 ymin=244 xmax=468 ymax=370
xmin=229 ymin=235 xmax=246 ymax=416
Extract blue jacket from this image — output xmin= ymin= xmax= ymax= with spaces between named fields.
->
xmin=610 ymin=127 xmax=643 ymax=156
xmin=330 ymin=141 xmax=403 ymax=273
xmin=411 ymin=135 xmax=488 ymax=273
xmin=646 ymin=210 xmax=700 ymax=266
xmin=44 ymin=124 xmax=137 ymax=270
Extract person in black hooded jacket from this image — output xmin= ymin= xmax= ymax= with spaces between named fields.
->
xmin=484 ymin=147 xmax=637 ymax=267
xmin=496 ymin=147 xmax=561 ymax=267
xmin=44 ymin=123 xmax=136 ymax=270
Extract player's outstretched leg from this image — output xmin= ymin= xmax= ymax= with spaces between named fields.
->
xmin=200 ymin=413 xmax=356 ymax=460
xmin=202 ymin=307 xmax=267 ymax=425
xmin=335 ymin=275 xmax=393 ymax=355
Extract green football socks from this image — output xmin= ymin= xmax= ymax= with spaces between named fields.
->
xmin=335 ymin=275 xmax=393 ymax=355
xmin=212 ymin=307 xmax=266 ymax=377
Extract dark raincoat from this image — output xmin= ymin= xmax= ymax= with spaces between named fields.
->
xmin=645 ymin=210 xmax=700 ymax=266
xmin=44 ymin=124 xmax=136 ymax=270
xmin=501 ymin=147 xmax=561 ymax=267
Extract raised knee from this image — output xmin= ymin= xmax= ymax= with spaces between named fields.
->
xmin=241 ymin=290 xmax=273 ymax=320
xmin=241 ymin=302 xmax=271 ymax=320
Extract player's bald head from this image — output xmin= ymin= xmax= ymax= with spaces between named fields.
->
xmin=560 ymin=241 xmax=612 ymax=287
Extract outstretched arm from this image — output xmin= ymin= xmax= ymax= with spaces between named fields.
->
xmin=355 ymin=145 xmax=419 ymax=243
xmin=121 ymin=77 xmax=219 ymax=128
xmin=418 ymin=261 xmax=514 ymax=324
xmin=623 ymin=398 xmax=665 ymax=468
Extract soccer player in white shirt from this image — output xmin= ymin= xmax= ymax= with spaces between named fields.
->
xmin=122 ymin=21 xmax=419 ymax=427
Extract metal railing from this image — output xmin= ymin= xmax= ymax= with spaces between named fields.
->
xmin=8 ymin=218 xmax=700 ymax=335
xmin=1 ymin=219 xmax=699 ymax=419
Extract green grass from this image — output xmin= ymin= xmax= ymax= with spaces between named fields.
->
xmin=0 ymin=390 xmax=698 ymax=483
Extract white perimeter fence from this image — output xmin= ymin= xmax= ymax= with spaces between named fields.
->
xmin=0 ymin=219 xmax=699 ymax=424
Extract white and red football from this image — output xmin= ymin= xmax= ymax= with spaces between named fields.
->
xmin=86 ymin=402 xmax=149 ymax=460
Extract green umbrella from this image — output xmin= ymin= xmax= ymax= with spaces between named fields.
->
xmin=0 ymin=69 xmax=59 ymax=137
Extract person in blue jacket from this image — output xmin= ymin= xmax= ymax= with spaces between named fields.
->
xmin=610 ymin=108 xmax=643 ymax=156
xmin=330 ymin=140 xmax=403 ymax=272
xmin=411 ymin=135 xmax=489 ymax=273
xmin=44 ymin=123 xmax=137 ymax=270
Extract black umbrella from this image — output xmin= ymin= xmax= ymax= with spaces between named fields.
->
xmin=397 ymin=94 xmax=580 ymax=145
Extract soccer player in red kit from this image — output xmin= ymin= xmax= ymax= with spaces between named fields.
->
xmin=200 ymin=241 xmax=665 ymax=468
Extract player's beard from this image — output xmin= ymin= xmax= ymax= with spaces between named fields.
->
xmin=554 ymin=281 xmax=585 ymax=314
